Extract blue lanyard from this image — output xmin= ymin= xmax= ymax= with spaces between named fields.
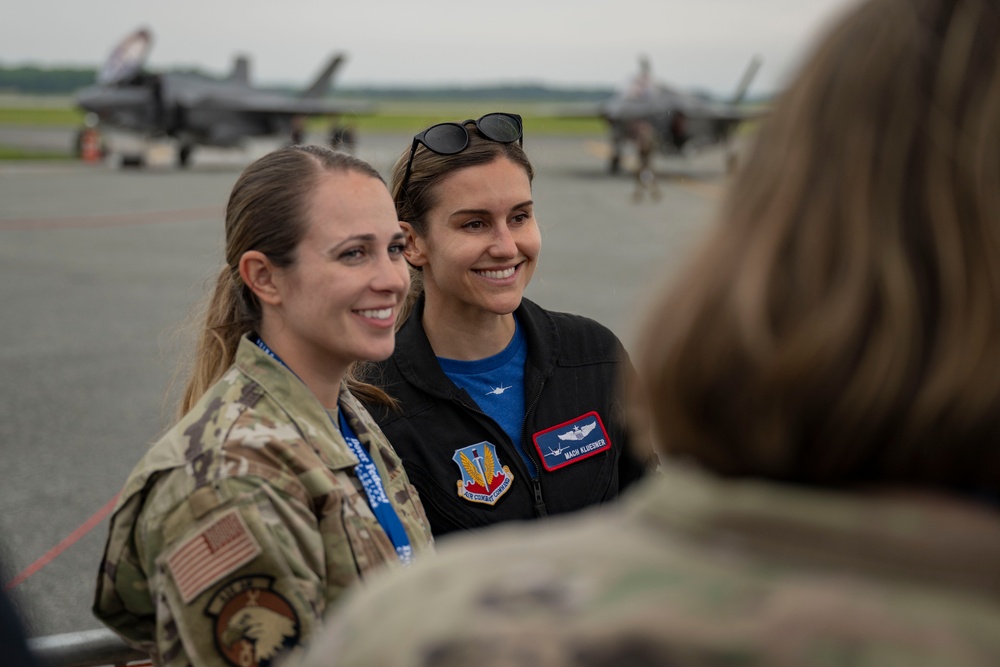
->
xmin=254 ymin=336 xmax=413 ymax=564
xmin=337 ymin=411 xmax=413 ymax=564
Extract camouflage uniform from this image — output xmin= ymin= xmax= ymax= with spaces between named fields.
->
xmin=299 ymin=465 xmax=1000 ymax=667
xmin=93 ymin=335 xmax=434 ymax=667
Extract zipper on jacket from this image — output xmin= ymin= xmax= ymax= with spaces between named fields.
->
xmin=531 ymin=478 xmax=547 ymax=517
xmin=519 ymin=379 xmax=549 ymax=517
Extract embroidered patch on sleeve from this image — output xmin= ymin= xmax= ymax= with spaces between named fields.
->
xmin=206 ymin=575 xmax=300 ymax=667
xmin=167 ymin=508 xmax=263 ymax=604
xmin=532 ymin=411 xmax=612 ymax=472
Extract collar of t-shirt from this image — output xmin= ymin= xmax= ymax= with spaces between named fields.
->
xmin=437 ymin=318 xmax=535 ymax=476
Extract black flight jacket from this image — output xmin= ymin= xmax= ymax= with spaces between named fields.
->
xmin=362 ymin=296 xmax=651 ymax=536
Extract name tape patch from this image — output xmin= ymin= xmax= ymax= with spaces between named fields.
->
xmin=532 ymin=411 xmax=612 ymax=472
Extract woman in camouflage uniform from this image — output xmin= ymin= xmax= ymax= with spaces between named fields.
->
xmin=93 ymin=145 xmax=433 ymax=667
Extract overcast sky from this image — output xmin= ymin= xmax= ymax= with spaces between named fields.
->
xmin=4 ymin=0 xmax=863 ymax=95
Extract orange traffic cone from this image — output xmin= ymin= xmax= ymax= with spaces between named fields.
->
xmin=81 ymin=128 xmax=102 ymax=164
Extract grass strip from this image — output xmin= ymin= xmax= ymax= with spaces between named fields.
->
xmin=0 ymin=145 xmax=74 ymax=160
xmin=0 ymin=107 xmax=85 ymax=125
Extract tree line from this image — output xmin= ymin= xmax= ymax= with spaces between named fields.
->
xmin=0 ymin=66 xmax=96 ymax=94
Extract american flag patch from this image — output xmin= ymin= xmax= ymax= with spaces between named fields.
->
xmin=167 ymin=509 xmax=262 ymax=604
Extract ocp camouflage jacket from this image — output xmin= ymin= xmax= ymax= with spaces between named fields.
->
xmin=300 ymin=465 xmax=1000 ymax=667
xmin=93 ymin=335 xmax=434 ymax=667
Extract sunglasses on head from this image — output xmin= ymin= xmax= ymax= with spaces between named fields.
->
xmin=400 ymin=112 xmax=523 ymax=194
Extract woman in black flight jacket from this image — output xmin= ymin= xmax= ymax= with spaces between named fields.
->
xmin=360 ymin=113 xmax=653 ymax=536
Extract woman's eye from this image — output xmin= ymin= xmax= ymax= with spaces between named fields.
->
xmin=340 ymin=248 xmax=365 ymax=260
xmin=388 ymin=243 xmax=405 ymax=256
xmin=463 ymin=220 xmax=486 ymax=230
xmin=512 ymin=213 xmax=530 ymax=224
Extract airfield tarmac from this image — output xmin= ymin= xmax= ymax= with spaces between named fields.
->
xmin=0 ymin=129 xmax=730 ymax=638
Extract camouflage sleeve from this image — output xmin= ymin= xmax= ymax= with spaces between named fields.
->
xmin=134 ymin=470 xmax=326 ymax=667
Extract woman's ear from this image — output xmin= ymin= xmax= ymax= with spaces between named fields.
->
xmin=239 ymin=251 xmax=282 ymax=306
xmin=400 ymin=221 xmax=428 ymax=267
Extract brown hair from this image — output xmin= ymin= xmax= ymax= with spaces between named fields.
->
xmin=639 ymin=0 xmax=1000 ymax=491
xmin=179 ymin=145 xmax=391 ymax=414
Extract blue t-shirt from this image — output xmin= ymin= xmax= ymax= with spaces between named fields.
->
xmin=438 ymin=319 xmax=535 ymax=476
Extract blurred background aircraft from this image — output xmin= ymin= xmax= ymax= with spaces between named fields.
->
xmin=75 ymin=28 xmax=373 ymax=167
xmin=566 ymin=55 xmax=763 ymax=175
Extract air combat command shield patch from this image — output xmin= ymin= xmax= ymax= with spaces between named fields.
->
xmin=453 ymin=442 xmax=514 ymax=505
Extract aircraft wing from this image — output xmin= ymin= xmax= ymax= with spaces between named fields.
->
xmin=540 ymin=94 xmax=763 ymax=124
xmin=534 ymin=101 xmax=605 ymax=119
xmin=673 ymin=93 xmax=765 ymax=123
xmin=681 ymin=105 xmax=766 ymax=124
xmin=713 ymin=105 xmax=767 ymax=123
xmin=186 ymin=93 xmax=377 ymax=116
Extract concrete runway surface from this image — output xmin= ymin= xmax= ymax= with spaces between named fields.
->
xmin=0 ymin=129 xmax=729 ymax=637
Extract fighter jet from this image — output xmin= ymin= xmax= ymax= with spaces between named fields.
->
xmin=581 ymin=55 xmax=763 ymax=175
xmin=75 ymin=28 xmax=374 ymax=167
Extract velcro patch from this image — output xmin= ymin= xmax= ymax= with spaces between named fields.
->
xmin=167 ymin=508 xmax=262 ymax=604
xmin=206 ymin=575 xmax=300 ymax=667
xmin=532 ymin=411 xmax=612 ymax=472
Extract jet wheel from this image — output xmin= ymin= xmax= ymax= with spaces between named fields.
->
xmin=609 ymin=154 xmax=622 ymax=175
xmin=177 ymin=144 xmax=193 ymax=168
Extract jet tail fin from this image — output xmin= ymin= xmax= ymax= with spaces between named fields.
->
xmin=301 ymin=55 xmax=346 ymax=99
xmin=228 ymin=55 xmax=250 ymax=85
xmin=730 ymin=56 xmax=762 ymax=105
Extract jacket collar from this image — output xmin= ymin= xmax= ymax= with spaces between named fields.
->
xmin=392 ymin=294 xmax=559 ymax=398
xmin=112 ymin=335 xmax=369 ymax=528
xmin=634 ymin=464 xmax=1000 ymax=597
xmin=235 ymin=334 xmax=363 ymax=469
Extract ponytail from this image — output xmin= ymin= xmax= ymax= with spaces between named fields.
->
xmin=178 ymin=266 xmax=258 ymax=416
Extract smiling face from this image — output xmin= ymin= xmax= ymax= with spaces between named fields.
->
xmin=406 ymin=157 xmax=541 ymax=326
xmin=264 ymin=170 xmax=409 ymax=378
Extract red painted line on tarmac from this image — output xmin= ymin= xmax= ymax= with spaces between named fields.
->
xmin=0 ymin=206 xmax=222 ymax=231
xmin=4 ymin=493 xmax=120 ymax=591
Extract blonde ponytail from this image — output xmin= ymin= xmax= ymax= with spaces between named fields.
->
xmin=178 ymin=266 xmax=255 ymax=416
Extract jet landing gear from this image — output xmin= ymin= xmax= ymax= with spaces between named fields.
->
xmin=119 ymin=153 xmax=146 ymax=168
xmin=329 ymin=125 xmax=356 ymax=153
xmin=177 ymin=144 xmax=194 ymax=168
xmin=608 ymin=132 xmax=626 ymax=174
xmin=609 ymin=151 xmax=622 ymax=175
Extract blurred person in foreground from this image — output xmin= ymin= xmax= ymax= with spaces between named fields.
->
xmin=292 ymin=0 xmax=1000 ymax=663
xmin=93 ymin=146 xmax=433 ymax=667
